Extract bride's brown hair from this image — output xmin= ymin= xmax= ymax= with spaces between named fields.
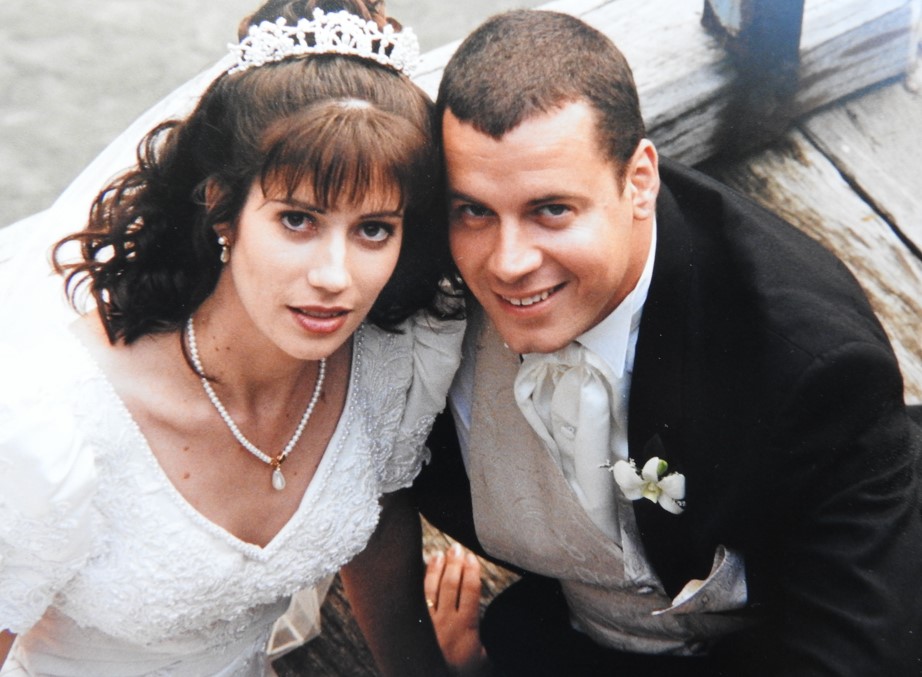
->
xmin=54 ymin=0 xmax=452 ymax=345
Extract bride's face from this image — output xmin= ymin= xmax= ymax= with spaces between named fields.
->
xmin=213 ymin=179 xmax=404 ymax=361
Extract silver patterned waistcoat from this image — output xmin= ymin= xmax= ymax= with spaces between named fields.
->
xmin=465 ymin=309 xmax=747 ymax=654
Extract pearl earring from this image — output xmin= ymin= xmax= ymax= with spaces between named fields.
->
xmin=217 ymin=235 xmax=230 ymax=263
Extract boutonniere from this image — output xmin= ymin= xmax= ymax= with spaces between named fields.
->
xmin=608 ymin=457 xmax=686 ymax=515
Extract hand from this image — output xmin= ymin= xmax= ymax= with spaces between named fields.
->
xmin=424 ymin=543 xmax=491 ymax=676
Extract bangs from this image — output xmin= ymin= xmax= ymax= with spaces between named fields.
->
xmin=258 ymin=100 xmax=431 ymax=209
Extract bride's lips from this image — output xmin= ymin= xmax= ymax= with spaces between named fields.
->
xmin=289 ymin=305 xmax=350 ymax=334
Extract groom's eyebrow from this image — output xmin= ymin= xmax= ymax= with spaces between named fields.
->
xmin=447 ymin=190 xmax=487 ymax=205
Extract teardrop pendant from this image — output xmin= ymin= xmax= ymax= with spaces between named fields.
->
xmin=271 ymin=466 xmax=286 ymax=491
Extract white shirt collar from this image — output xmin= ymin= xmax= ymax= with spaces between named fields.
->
xmin=576 ymin=220 xmax=657 ymax=379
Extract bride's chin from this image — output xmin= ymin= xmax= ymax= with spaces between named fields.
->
xmin=286 ymin=333 xmax=352 ymax=364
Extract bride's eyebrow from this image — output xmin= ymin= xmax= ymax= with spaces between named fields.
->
xmin=267 ymin=197 xmax=325 ymax=214
xmin=357 ymin=209 xmax=405 ymax=219
xmin=268 ymin=198 xmax=404 ymax=220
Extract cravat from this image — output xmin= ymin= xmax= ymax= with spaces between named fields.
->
xmin=514 ymin=343 xmax=621 ymax=541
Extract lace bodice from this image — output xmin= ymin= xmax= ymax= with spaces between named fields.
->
xmin=0 ymin=314 xmax=463 ymax=676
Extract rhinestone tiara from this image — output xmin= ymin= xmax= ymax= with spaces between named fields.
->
xmin=228 ymin=9 xmax=420 ymax=76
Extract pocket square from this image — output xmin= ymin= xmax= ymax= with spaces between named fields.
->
xmin=652 ymin=544 xmax=747 ymax=616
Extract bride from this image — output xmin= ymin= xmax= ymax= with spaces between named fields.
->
xmin=0 ymin=1 xmax=463 ymax=674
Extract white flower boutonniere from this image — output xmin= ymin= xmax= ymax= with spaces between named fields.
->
xmin=610 ymin=457 xmax=686 ymax=515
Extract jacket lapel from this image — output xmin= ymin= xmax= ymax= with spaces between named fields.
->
xmin=627 ymin=176 xmax=707 ymax=597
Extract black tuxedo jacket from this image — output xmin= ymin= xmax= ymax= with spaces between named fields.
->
xmin=415 ymin=159 xmax=922 ymax=675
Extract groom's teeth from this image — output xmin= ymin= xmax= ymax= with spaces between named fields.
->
xmin=506 ymin=290 xmax=552 ymax=307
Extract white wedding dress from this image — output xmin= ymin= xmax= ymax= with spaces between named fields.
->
xmin=0 ymin=56 xmax=464 ymax=677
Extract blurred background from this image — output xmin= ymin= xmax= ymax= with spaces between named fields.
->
xmin=0 ymin=0 xmax=543 ymax=228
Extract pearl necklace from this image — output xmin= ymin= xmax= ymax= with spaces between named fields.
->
xmin=186 ymin=316 xmax=326 ymax=491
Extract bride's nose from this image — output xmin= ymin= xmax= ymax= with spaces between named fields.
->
xmin=307 ymin=233 xmax=351 ymax=293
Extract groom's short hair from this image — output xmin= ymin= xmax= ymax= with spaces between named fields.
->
xmin=437 ymin=9 xmax=646 ymax=184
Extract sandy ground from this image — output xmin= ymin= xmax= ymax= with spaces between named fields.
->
xmin=0 ymin=0 xmax=541 ymax=228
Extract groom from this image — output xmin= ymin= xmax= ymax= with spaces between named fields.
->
xmin=414 ymin=9 xmax=922 ymax=676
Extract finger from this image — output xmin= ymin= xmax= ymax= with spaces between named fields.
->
xmin=457 ymin=551 xmax=483 ymax=624
xmin=424 ymin=550 xmax=446 ymax=612
xmin=439 ymin=542 xmax=467 ymax=611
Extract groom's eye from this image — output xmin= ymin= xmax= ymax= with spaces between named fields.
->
xmin=459 ymin=204 xmax=492 ymax=218
xmin=537 ymin=204 xmax=569 ymax=217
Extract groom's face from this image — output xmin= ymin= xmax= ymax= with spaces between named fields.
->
xmin=444 ymin=100 xmax=657 ymax=354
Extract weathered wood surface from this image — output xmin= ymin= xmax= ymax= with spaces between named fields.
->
xmin=703 ymin=80 xmax=922 ymax=403
xmin=274 ymin=575 xmax=377 ymax=676
xmin=414 ymin=0 xmax=920 ymax=165
xmin=800 ymin=73 xmax=922 ymax=256
xmin=797 ymin=0 xmax=919 ymax=112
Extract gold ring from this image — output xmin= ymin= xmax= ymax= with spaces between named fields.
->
xmin=426 ymin=598 xmax=435 ymax=609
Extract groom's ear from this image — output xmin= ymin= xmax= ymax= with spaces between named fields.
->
xmin=627 ymin=139 xmax=659 ymax=221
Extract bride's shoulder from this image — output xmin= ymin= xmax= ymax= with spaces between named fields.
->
xmin=353 ymin=312 xmax=464 ymax=400
xmin=347 ymin=313 xmax=463 ymax=492
xmin=0 ymin=319 xmax=91 ymax=402
xmin=358 ymin=312 xmax=466 ymax=366
xmin=0 ymin=321 xmax=99 ymax=526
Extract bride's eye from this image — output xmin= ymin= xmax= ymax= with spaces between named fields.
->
xmin=281 ymin=211 xmax=313 ymax=232
xmin=358 ymin=221 xmax=396 ymax=243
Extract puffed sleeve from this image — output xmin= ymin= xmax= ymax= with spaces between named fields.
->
xmin=376 ymin=314 xmax=465 ymax=493
xmin=0 ymin=341 xmax=98 ymax=634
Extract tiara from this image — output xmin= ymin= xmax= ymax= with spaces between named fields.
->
xmin=228 ymin=9 xmax=420 ymax=76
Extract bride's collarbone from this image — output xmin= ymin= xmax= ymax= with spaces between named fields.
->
xmin=142 ymin=382 xmax=341 ymax=547
xmin=74 ymin=316 xmax=350 ymax=546
xmin=144 ymin=353 xmax=348 ymax=546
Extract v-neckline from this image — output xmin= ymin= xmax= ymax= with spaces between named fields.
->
xmin=68 ymin=322 xmax=362 ymax=559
